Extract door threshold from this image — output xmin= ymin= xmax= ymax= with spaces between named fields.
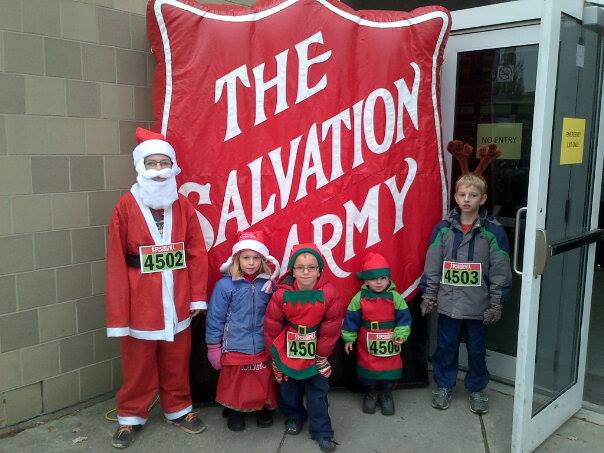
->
xmin=577 ymin=404 xmax=604 ymax=426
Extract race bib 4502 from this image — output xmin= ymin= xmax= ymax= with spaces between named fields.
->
xmin=139 ymin=242 xmax=187 ymax=274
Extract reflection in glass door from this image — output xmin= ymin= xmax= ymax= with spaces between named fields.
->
xmin=453 ymin=45 xmax=538 ymax=365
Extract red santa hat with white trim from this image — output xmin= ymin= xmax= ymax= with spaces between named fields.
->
xmin=132 ymin=127 xmax=181 ymax=175
xmin=220 ymin=231 xmax=280 ymax=292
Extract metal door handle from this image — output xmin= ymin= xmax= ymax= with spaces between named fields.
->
xmin=533 ymin=229 xmax=549 ymax=276
xmin=549 ymin=229 xmax=604 ymax=256
xmin=513 ymin=207 xmax=527 ymax=275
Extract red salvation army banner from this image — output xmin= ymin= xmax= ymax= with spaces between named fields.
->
xmin=147 ymin=0 xmax=451 ymax=301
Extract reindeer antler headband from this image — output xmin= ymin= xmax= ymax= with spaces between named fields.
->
xmin=447 ymin=140 xmax=502 ymax=179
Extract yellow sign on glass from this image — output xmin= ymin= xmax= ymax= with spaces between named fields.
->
xmin=476 ymin=123 xmax=523 ymax=160
xmin=560 ymin=117 xmax=586 ymax=165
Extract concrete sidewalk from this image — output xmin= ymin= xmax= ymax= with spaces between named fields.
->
xmin=1 ymin=383 xmax=603 ymax=452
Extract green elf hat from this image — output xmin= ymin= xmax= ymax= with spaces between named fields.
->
xmin=287 ymin=243 xmax=325 ymax=272
xmin=356 ymin=252 xmax=391 ymax=280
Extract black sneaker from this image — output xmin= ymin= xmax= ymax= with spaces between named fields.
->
xmin=227 ymin=410 xmax=246 ymax=431
xmin=111 ymin=424 xmax=141 ymax=449
xmin=284 ymin=417 xmax=303 ymax=435
xmin=256 ymin=408 xmax=274 ymax=428
xmin=316 ymin=437 xmax=338 ymax=452
xmin=167 ymin=411 xmax=206 ymax=434
xmin=362 ymin=389 xmax=378 ymax=414
xmin=379 ymin=390 xmax=395 ymax=416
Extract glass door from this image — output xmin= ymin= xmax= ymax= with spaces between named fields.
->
xmin=441 ymin=25 xmax=541 ymax=382
xmin=513 ymin=5 xmax=604 ymax=452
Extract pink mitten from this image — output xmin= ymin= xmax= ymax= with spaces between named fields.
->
xmin=207 ymin=344 xmax=222 ymax=370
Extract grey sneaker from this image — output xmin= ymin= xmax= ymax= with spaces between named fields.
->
xmin=431 ymin=387 xmax=452 ymax=410
xmin=469 ymin=392 xmax=489 ymax=414
xmin=167 ymin=411 xmax=206 ymax=434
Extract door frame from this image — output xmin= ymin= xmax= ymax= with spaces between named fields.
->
xmin=441 ymin=24 xmax=541 ymax=382
xmin=512 ymin=1 xmax=603 ymax=451
xmin=441 ymin=1 xmax=603 ymax=450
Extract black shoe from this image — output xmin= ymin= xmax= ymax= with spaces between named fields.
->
xmin=379 ymin=390 xmax=395 ymax=416
xmin=111 ymin=424 xmax=141 ymax=449
xmin=256 ymin=408 xmax=274 ymax=428
xmin=316 ymin=437 xmax=338 ymax=452
xmin=362 ymin=389 xmax=378 ymax=414
xmin=284 ymin=417 xmax=303 ymax=435
xmin=227 ymin=410 xmax=246 ymax=431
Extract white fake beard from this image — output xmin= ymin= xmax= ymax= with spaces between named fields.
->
xmin=136 ymin=167 xmax=178 ymax=209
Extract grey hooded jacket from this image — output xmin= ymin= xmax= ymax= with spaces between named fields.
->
xmin=419 ymin=208 xmax=512 ymax=320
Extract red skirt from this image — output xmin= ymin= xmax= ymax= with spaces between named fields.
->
xmin=216 ymin=351 xmax=278 ymax=412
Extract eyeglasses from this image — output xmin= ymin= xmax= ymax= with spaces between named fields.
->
xmin=145 ymin=159 xmax=172 ymax=169
xmin=293 ymin=265 xmax=320 ymax=273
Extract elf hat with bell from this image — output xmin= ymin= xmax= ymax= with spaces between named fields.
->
xmin=356 ymin=252 xmax=391 ymax=280
xmin=220 ymin=231 xmax=280 ymax=284
xmin=132 ymin=127 xmax=181 ymax=175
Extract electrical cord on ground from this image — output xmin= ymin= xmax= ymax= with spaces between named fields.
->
xmin=105 ymin=394 xmax=160 ymax=422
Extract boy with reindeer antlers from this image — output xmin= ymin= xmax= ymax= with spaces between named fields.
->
xmin=419 ymin=141 xmax=512 ymax=415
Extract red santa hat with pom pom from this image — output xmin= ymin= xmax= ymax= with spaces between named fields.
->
xmin=132 ymin=127 xmax=180 ymax=175
xmin=220 ymin=231 xmax=280 ymax=292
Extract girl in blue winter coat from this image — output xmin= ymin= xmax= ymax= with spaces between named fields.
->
xmin=206 ymin=231 xmax=280 ymax=432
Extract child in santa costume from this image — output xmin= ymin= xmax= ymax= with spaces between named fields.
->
xmin=264 ymin=243 xmax=346 ymax=453
xmin=205 ymin=230 xmax=280 ymax=432
xmin=341 ymin=253 xmax=411 ymax=416
xmin=106 ymin=127 xmax=208 ymax=449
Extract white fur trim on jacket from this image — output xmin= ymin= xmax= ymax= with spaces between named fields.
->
xmin=132 ymin=139 xmax=176 ymax=167
xmin=232 ymin=239 xmax=269 ymax=257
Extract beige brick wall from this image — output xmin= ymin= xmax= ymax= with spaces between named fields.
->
xmin=0 ymin=0 xmax=152 ymax=428
xmin=0 ymin=0 xmax=250 ymax=429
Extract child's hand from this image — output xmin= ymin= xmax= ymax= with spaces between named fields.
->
xmin=483 ymin=303 xmax=503 ymax=324
xmin=394 ymin=338 xmax=404 ymax=346
xmin=420 ymin=296 xmax=437 ymax=316
xmin=315 ymin=355 xmax=332 ymax=378
xmin=343 ymin=342 xmax=354 ymax=355
xmin=207 ymin=344 xmax=222 ymax=370
xmin=271 ymin=362 xmax=286 ymax=383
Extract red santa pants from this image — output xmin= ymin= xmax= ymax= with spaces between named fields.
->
xmin=116 ymin=329 xmax=192 ymax=425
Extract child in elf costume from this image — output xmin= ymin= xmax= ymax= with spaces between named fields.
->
xmin=341 ymin=253 xmax=411 ymax=416
xmin=264 ymin=243 xmax=345 ymax=453
xmin=206 ymin=231 xmax=280 ymax=431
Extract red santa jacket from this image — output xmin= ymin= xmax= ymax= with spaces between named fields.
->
xmin=106 ymin=186 xmax=208 ymax=341
xmin=264 ymin=273 xmax=345 ymax=379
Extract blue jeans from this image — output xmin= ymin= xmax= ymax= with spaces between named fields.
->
xmin=278 ymin=373 xmax=333 ymax=440
xmin=432 ymin=314 xmax=489 ymax=392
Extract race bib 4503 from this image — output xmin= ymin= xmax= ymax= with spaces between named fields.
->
xmin=441 ymin=261 xmax=481 ymax=287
